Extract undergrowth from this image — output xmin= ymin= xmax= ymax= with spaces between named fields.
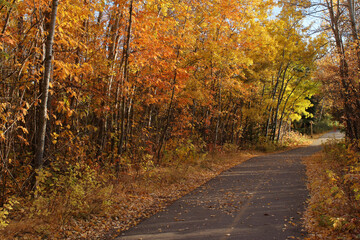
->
xmin=304 ymin=139 xmax=360 ymax=239
xmin=254 ymin=131 xmax=311 ymax=152
xmin=312 ymin=118 xmax=336 ymax=134
xmin=0 ymin=134 xmax=308 ymax=239
xmin=0 ymin=145 xmax=258 ymax=239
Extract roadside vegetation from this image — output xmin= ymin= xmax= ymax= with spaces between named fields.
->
xmin=1 ymin=0 xmax=360 ymax=239
xmin=0 ymin=0 xmax=326 ymax=238
xmin=304 ymin=140 xmax=360 ymax=239
xmin=0 ymin=134 xmax=312 ymax=239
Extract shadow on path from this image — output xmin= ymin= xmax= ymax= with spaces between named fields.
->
xmin=116 ymin=131 xmax=344 ymax=240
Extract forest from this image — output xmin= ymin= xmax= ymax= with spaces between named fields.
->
xmin=0 ymin=0 xmax=359 ymax=238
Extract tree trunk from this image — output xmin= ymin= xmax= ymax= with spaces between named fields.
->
xmin=346 ymin=0 xmax=360 ymax=69
xmin=272 ymin=64 xmax=289 ymax=142
xmin=214 ymin=79 xmax=222 ymax=147
xmin=117 ymin=0 xmax=133 ymax=161
xmin=156 ymin=72 xmax=177 ymax=163
xmin=1 ymin=0 xmax=16 ymax=35
xmin=327 ymin=0 xmax=358 ymax=140
xmin=34 ymin=0 xmax=58 ymax=172
xmin=276 ymin=80 xmax=301 ymax=142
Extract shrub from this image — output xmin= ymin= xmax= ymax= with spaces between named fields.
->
xmin=162 ymin=138 xmax=206 ymax=167
xmin=281 ymin=131 xmax=310 ymax=147
xmin=222 ymin=143 xmax=239 ymax=153
xmin=252 ymin=131 xmax=309 ymax=152
xmin=313 ymin=119 xmax=334 ymax=134
xmin=254 ymin=137 xmax=279 ymax=152
xmin=32 ymin=162 xmax=113 ymax=223
xmin=304 ymin=139 xmax=360 ymax=239
xmin=0 ymin=197 xmax=18 ymax=230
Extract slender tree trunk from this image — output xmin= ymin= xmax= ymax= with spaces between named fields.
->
xmin=318 ymin=98 xmax=325 ymax=122
xmin=265 ymin=66 xmax=282 ymax=138
xmin=105 ymin=10 xmax=122 ymax=161
xmin=272 ymin=64 xmax=289 ymax=141
xmin=214 ymin=79 xmax=222 ymax=147
xmin=276 ymin=81 xmax=300 ymax=142
xmin=346 ymin=0 xmax=360 ymax=69
xmin=124 ymin=89 xmax=134 ymax=152
xmin=117 ymin=0 xmax=133 ymax=162
xmin=156 ymin=72 xmax=177 ymax=163
xmin=1 ymin=0 xmax=16 ymax=34
xmin=34 ymin=0 xmax=58 ymax=172
xmin=231 ymin=107 xmax=238 ymax=144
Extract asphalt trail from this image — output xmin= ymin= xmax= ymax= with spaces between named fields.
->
xmin=117 ymin=131 xmax=344 ymax=240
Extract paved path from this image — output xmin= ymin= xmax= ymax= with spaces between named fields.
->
xmin=117 ymin=131 xmax=344 ymax=240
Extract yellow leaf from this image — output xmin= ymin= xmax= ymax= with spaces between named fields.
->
xmin=18 ymin=126 xmax=29 ymax=134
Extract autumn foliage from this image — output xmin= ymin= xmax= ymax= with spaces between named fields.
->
xmin=314 ymin=0 xmax=360 ymax=142
xmin=304 ymin=140 xmax=360 ymax=239
xmin=0 ymin=0 xmax=329 ymax=237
